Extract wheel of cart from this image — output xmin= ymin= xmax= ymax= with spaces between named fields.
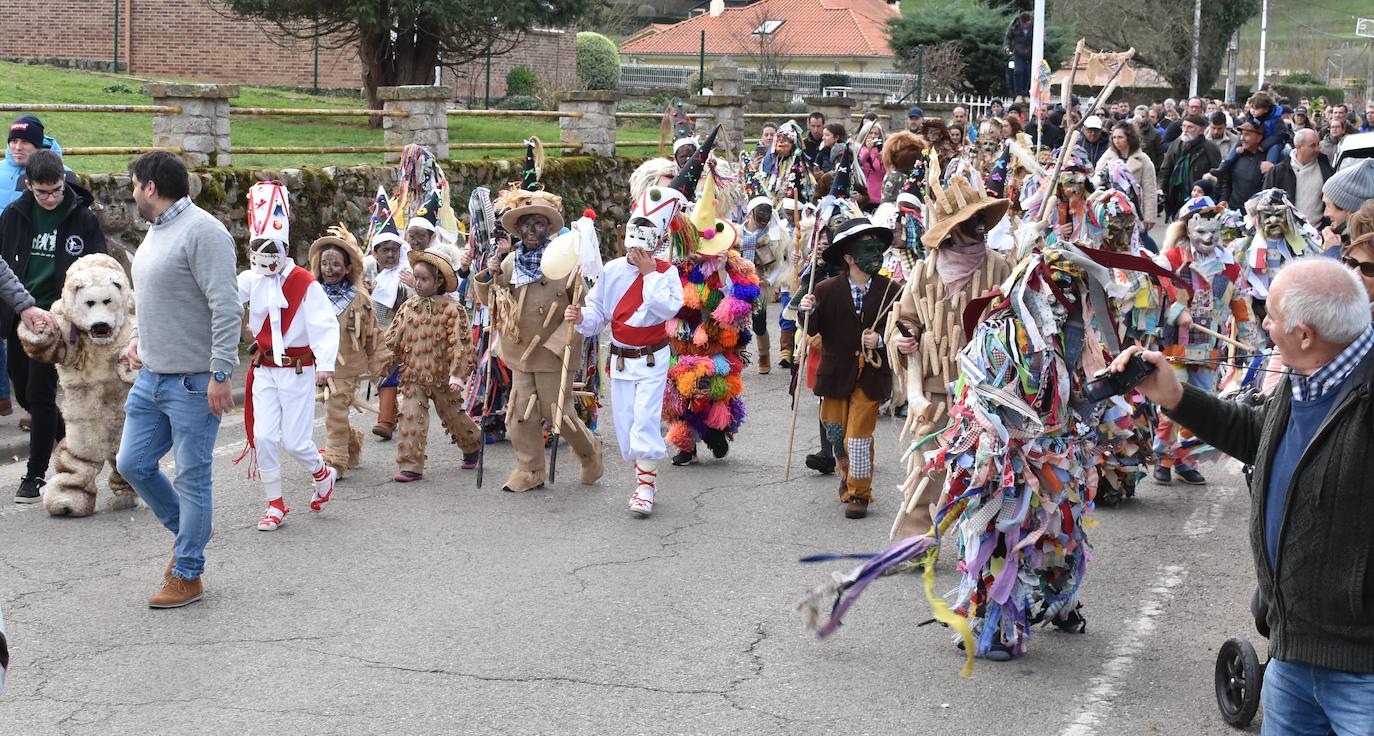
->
xmin=1214 ymin=587 xmax=1270 ymax=728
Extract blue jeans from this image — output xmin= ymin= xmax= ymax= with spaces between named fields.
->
xmin=116 ymin=370 xmax=221 ymax=580
xmin=1262 ymin=658 xmax=1374 ymax=735
xmin=0 ymin=337 xmax=9 ymax=399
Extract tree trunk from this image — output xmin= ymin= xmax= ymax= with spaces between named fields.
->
xmin=358 ymin=20 xmax=441 ymax=129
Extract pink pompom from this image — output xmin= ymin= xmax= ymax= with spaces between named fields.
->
xmin=703 ymin=228 xmax=716 ymax=239
xmin=704 ymin=401 xmax=732 ymax=430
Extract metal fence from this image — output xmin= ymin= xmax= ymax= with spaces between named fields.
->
xmin=620 ymin=63 xmax=917 ymax=97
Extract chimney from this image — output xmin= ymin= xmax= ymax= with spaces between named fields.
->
xmin=710 ymin=0 xmax=725 ymax=16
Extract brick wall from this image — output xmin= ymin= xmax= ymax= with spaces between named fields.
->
xmin=0 ymin=1 xmax=576 ymax=100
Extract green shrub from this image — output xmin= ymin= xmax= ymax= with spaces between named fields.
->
xmin=1282 ymin=72 xmax=1323 ymax=86
xmin=506 ymin=66 xmax=538 ymax=97
xmin=576 ymin=32 xmax=621 ymax=91
xmin=496 ymin=95 xmax=542 ymax=111
xmin=818 ymin=73 xmax=851 ymax=92
xmin=685 ymin=71 xmax=708 ymax=94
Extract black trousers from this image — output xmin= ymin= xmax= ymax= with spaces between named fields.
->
xmin=8 ymin=325 xmax=65 ymax=479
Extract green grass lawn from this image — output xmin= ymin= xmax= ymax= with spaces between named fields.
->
xmin=0 ymin=61 xmax=661 ymax=173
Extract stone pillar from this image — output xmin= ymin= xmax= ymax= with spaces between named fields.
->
xmin=144 ymin=83 xmax=236 ymax=167
xmin=749 ymin=84 xmax=794 ymax=115
xmin=558 ymin=91 xmax=618 ymax=157
xmin=378 ymin=85 xmax=450 ymax=162
xmin=690 ymin=95 xmax=746 ymax=155
xmin=803 ymin=95 xmax=857 ymax=137
xmin=879 ymin=102 xmax=911 ymax=135
xmin=711 ymin=57 xmax=741 ymax=97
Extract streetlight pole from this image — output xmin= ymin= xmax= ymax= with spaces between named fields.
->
xmin=1256 ymin=0 xmax=1269 ymax=91
xmin=1225 ymin=32 xmax=1239 ymax=103
xmin=1188 ymin=0 xmax=1201 ymax=97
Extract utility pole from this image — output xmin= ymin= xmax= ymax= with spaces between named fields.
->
xmin=1225 ymin=32 xmax=1239 ymax=103
xmin=1188 ymin=0 xmax=1201 ymax=96
xmin=1256 ymin=0 xmax=1269 ymax=92
xmin=1030 ymin=0 xmax=1046 ymax=114
xmin=113 ymin=0 xmax=121 ymax=72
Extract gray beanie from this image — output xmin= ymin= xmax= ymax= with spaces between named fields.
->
xmin=1323 ymin=159 xmax=1374 ymax=212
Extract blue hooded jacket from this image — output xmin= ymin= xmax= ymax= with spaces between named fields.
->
xmin=1 ymin=135 xmax=65 ymax=211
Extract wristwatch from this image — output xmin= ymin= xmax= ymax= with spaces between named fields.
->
xmin=212 ymin=371 xmax=229 ymax=383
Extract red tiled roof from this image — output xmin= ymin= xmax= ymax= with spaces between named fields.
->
xmin=620 ymin=0 xmax=899 ymax=60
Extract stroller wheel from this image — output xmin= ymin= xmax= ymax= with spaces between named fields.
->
xmin=1215 ymin=637 xmax=1263 ymax=728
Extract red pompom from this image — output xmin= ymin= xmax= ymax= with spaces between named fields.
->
xmin=669 ymin=219 xmax=682 ymax=232
xmin=583 ymin=208 xmax=596 ymax=219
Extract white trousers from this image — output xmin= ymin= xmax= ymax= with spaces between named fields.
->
xmin=251 ymin=365 xmax=324 ymax=498
xmin=609 ymin=345 xmax=670 ymax=462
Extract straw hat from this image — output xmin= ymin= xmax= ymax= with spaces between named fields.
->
xmin=500 ymin=189 xmax=565 ymax=234
xmin=921 ymin=174 xmax=1009 ymax=250
xmin=407 ymin=246 xmax=459 ymax=295
xmin=308 ymin=225 xmax=365 ymax=287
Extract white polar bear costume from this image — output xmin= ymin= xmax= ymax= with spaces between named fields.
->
xmin=18 ymin=253 xmax=138 ymax=517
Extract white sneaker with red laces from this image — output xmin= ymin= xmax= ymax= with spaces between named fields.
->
xmin=309 ymin=465 xmax=337 ymax=512
xmin=629 ymin=462 xmax=657 ymax=516
xmin=257 ymin=503 xmax=289 ymax=531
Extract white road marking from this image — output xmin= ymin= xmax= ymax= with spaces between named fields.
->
xmin=1060 ymin=563 xmax=1189 ymax=736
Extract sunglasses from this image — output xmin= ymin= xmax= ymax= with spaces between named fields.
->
xmin=1340 ymin=255 xmax=1374 ymax=278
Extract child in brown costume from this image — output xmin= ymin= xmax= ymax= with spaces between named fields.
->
xmin=309 ymin=226 xmax=388 ymax=479
xmin=380 ymin=247 xmax=482 ymax=482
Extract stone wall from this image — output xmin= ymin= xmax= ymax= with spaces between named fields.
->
xmin=81 ymin=156 xmax=647 ymax=265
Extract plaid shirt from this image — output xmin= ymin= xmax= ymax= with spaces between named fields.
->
xmin=154 ymin=196 xmax=193 ymax=225
xmin=1291 ymin=324 xmax=1374 ymax=402
xmin=848 ymin=276 xmax=869 ymax=317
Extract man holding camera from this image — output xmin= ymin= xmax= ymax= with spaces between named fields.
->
xmin=1110 ymin=256 xmax=1374 ymax=735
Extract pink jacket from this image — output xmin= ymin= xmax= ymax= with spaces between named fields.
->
xmin=859 ymin=146 xmax=885 ymax=203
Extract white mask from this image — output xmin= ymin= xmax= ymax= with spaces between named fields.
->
xmin=250 ymin=240 xmax=288 ymax=277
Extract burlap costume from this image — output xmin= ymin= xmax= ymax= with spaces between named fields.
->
xmin=381 ymin=250 xmax=482 ymax=475
xmin=309 ymin=230 xmax=389 ymax=476
xmin=887 ymin=176 xmax=1011 ymax=541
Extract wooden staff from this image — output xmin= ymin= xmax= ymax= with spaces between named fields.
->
xmin=1191 ymin=323 xmax=1254 ymax=352
xmin=783 ymin=215 xmax=825 ymax=482
xmin=548 ymin=270 xmax=586 ymax=484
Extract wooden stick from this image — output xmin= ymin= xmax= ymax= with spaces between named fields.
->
xmin=783 ymin=216 xmax=825 ymax=482
xmin=1192 ymin=323 xmax=1254 ymax=351
xmin=551 ymin=272 xmax=586 ymax=433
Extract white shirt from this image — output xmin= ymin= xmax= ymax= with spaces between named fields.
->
xmin=238 ymin=265 xmax=341 ymax=372
xmin=576 ymin=258 xmax=684 ymax=349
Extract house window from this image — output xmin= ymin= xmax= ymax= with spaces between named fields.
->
xmin=753 ymin=20 xmax=784 ymax=36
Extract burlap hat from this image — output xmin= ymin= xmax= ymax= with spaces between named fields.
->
xmin=308 ymin=225 xmax=365 ymax=286
xmin=407 ymin=246 xmax=459 ymax=295
xmin=921 ymin=174 xmax=1010 ymax=250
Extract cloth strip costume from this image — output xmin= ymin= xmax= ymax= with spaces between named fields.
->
xmin=361 ymin=186 xmax=411 ymax=440
xmin=234 ymin=181 xmax=340 ymax=531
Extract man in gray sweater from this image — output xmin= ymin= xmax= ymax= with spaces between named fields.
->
xmin=115 ymin=152 xmax=240 ymax=609
xmin=1109 ymin=258 xmax=1374 ymax=732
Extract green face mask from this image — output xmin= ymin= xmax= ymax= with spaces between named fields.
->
xmin=850 ymin=237 xmax=886 ymax=275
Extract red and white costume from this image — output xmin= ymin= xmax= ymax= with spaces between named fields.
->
xmin=235 ymin=182 xmax=341 ymax=529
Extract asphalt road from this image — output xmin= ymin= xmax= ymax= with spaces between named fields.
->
xmin=0 ymin=320 xmax=1264 ymax=735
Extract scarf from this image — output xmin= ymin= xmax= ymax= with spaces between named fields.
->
xmin=1168 ymin=138 xmax=1197 ymax=209
xmin=249 ymin=260 xmax=294 ymax=365
xmin=935 ymin=241 xmax=988 ymax=294
xmin=512 ymin=239 xmax=548 ymax=288
xmin=370 ymin=245 xmax=411 ymax=310
xmin=323 ymin=281 xmax=355 ymax=316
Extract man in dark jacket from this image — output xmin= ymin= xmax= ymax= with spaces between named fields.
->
xmin=1158 ymin=113 xmax=1222 ymax=218
xmin=796 ymin=217 xmax=899 ymax=520
xmin=1110 ymin=257 xmax=1374 ymax=733
xmin=1004 ymin=12 xmax=1033 ymax=98
xmin=1262 ymin=128 xmax=1333 ymax=224
xmin=0 ymin=150 xmax=106 ymax=503
xmin=1214 ymin=117 xmax=1266 ymax=209
xmin=1133 ymin=106 xmax=1165 ymax=168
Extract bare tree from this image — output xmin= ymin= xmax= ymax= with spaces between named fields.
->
xmin=900 ymin=41 xmax=968 ymax=94
xmin=730 ymin=6 xmax=794 ymax=85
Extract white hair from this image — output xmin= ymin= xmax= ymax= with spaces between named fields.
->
xmin=1274 ymin=258 xmax=1370 ymax=343
xmin=1293 ymin=128 xmax=1318 ymax=147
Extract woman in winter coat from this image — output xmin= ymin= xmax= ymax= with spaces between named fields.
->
xmin=1095 ymin=120 xmax=1162 ymax=235
xmin=858 ymin=122 xmax=886 ymax=205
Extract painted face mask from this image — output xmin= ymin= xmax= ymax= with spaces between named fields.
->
xmin=1256 ymin=203 xmax=1287 ymax=239
xmin=851 ymin=236 xmax=887 ymax=275
xmin=1103 ymin=212 xmax=1137 ymax=252
xmin=1187 ymin=214 xmax=1222 ymax=257
xmin=250 ymin=240 xmax=287 ymax=276
xmin=1059 ymin=172 xmax=1088 ymax=199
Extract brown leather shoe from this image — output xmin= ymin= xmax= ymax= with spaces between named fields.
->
xmin=844 ymin=498 xmax=869 ymax=519
xmin=0 ymin=398 xmax=11 ymax=416
xmin=149 ymin=573 xmax=203 ymax=608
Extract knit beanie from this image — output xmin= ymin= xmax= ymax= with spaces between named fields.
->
xmin=7 ymin=115 xmax=44 ymax=148
xmin=1322 ymin=159 xmax=1374 ymax=213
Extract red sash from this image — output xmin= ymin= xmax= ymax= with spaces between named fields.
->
xmin=611 ymin=259 xmax=672 ymax=348
xmin=236 ymin=268 xmax=316 ymax=477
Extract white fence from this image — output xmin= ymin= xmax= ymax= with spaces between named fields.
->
xmin=620 ymin=62 xmax=916 ymax=97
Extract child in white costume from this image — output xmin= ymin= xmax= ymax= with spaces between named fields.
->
xmin=566 ymin=185 xmax=685 ymax=515
xmin=235 ymin=181 xmax=341 ymax=531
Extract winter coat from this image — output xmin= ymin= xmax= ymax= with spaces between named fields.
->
xmin=1165 ymin=349 xmax=1374 ymax=673
xmin=1004 ymin=18 xmax=1033 ymax=58
xmin=1262 ymin=153 xmax=1334 ymax=216
xmin=1159 ymin=136 xmax=1222 ymax=217
xmin=0 ymin=180 xmax=107 ymax=336
xmin=807 ymin=273 xmax=898 ymax=402
xmin=1095 ymin=148 xmax=1162 ymax=231
xmin=0 ymin=136 xmax=66 ymax=212
xmin=1215 ymin=148 xmax=1266 ymax=208
xmin=859 ymin=146 xmax=886 ymax=205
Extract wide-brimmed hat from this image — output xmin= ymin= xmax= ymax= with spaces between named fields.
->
xmin=308 ymin=225 xmax=365 ymax=286
xmin=921 ymin=174 xmax=1009 ymax=249
xmin=823 ymin=217 xmax=892 ymax=268
xmin=407 ymin=246 xmax=459 ymax=295
xmin=500 ymin=189 xmax=565 ymax=234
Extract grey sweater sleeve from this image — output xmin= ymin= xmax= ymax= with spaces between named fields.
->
xmin=1163 ymin=383 xmax=1267 ymax=466
xmin=0 ymin=257 xmax=35 ymax=317
xmin=188 ymin=222 xmax=242 ymax=375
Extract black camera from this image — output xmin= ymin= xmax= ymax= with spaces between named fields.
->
xmin=1083 ymin=353 xmax=1156 ymax=402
